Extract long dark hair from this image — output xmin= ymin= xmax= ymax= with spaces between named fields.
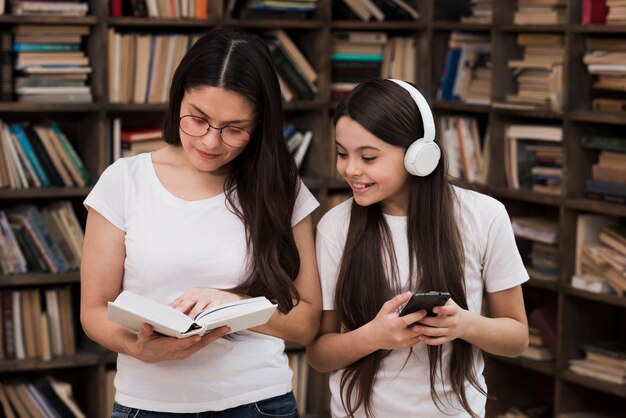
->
xmin=163 ymin=28 xmax=301 ymax=313
xmin=332 ymin=79 xmax=485 ymax=417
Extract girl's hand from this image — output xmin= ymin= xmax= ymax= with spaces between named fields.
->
xmin=365 ymin=291 xmax=427 ymax=350
xmin=131 ymin=324 xmax=230 ymax=363
xmin=412 ymin=298 xmax=468 ymax=346
xmin=170 ymin=288 xmax=244 ymax=319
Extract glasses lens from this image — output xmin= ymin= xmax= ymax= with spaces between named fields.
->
xmin=180 ymin=116 xmax=208 ymax=137
xmin=221 ymin=126 xmax=251 ymax=147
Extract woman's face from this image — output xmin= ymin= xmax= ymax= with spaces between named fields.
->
xmin=178 ymin=86 xmax=257 ymax=174
xmin=335 ymin=116 xmax=411 ymax=216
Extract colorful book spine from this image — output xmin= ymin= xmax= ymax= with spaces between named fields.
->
xmin=9 ymin=123 xmax=50 ymax=187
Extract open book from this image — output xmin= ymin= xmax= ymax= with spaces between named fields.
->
xmin=108 ymin=291 xmax=277 ymax=338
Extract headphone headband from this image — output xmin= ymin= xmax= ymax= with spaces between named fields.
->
xmin=388 ymin=79 xmax=435 ymax=143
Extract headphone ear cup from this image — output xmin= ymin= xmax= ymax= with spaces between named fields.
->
xmin=404 ymin=139 xmax=441 ymax=177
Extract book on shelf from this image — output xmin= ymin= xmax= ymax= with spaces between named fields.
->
xmin=512 ymin=217 xmax=559 ymax=245
xmin=520 ymin=344 xmax=554 ymax=361
xmin=266 ymin=29 xmax=317 ymax=86
xmin=529 ymin=307 xmax=557 ymax=356
xmin=526 ymin=242 xmax=559 ymax=283
xmin=439 ymin=116 xmax=484 ymax=183
xmin=10 ymin=1 xmax=89 ymax=17
xmin=505 ymin=33 xmax=564 ymax=111
xmin=520 ymin=326 xmax=554 ymax=361
xmin=108 ymin=290 xmax=278 ymax=338
xmin=438 ymin=31 xmax=491 ymax=103
xmin=504 ymin=123 xmax=564 ymax=194
xmin=266 ymin=38 xmax=317 ymax=101
xmin=568 ymin=358 xmax=626 ymax=385
xmin=460 ymin=0 xmax=492 ymax=24
xmin=513 ymin=0 xmax=566 ymax=25
xmin=582 ymin=0 xmax=609 ymax=24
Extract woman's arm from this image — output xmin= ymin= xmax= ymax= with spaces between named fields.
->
xmin=416 ymin=285 xmax=529 ymax=357
xmin=80 ymin=209 xmax=227 ymax=363
xmin=253 ymin=215 xmax=322 ymax=345
xmin=307 ymin=292 xmax=426 ymax=373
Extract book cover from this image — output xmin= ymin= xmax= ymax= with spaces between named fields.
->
xmin=108 ymin=291 xmax=277 ymax=338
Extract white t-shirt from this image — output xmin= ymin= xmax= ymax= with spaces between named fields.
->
xmin=84 ymin=152 xmax=319 ymax=413
xmin=316 ymin=187 xmax=528 ymax=418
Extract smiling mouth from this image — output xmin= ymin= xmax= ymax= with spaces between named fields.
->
xmin=351 ymin=183 xmax=373 ymax=189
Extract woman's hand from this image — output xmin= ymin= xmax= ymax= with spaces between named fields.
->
xmin=412 ymin=298 xmax=469 ymax=346
xmin=169 ymin=288 xmax=245 ymax=319
xmin=364 ymin=292 xmax=428 ymax=350
xmin=130 ymin=324 xmax=230 ymax=363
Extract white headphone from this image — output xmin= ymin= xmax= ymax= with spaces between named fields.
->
xmin=388 ymin=79 xmax=440 ymax=177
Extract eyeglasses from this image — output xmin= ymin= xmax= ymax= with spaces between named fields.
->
xmin=179 ymin=115 xmax=252 ymax=148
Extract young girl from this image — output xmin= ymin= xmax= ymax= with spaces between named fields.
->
xmin=307 ymin=78 xmax=529 ymax=418
xmin=81 ymin=28 xmax=320 ymax=417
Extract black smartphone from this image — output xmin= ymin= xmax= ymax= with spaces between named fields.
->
xmin=398 ymin=291 xmax=451 ymax=317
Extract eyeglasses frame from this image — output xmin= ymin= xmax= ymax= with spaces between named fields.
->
xmin=178 ymin=114 xmax=252 ymax=148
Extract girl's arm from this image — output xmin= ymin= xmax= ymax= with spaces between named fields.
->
xmin=307 ymin=292 xmax=426 ymax=373
xmin=80 ymin=209 xmax=228 ymax=363
xmin=416 ymin=285 xmax=529 ymax=357
xmin=253 ymin=215 xmax=322 ymax=345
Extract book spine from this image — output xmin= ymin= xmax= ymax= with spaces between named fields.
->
xmin=22 ymin=124 xmax=65 ymax=187
xmin=49 ymin=123 xmax=90 ymax=185
xmin=267 ymin=41 xmax=315 ymax=101
xmin=9 ymin=123 xmax=50 ymax=187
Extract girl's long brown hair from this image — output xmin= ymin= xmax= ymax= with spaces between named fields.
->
xmin=163 ymin=28 xmax=300 ymax=313
xmin=333 ymin=79 xmax=486 ymax=417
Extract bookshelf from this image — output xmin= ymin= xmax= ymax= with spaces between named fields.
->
xmin=1 ymin=0 xmax=625 ymax=417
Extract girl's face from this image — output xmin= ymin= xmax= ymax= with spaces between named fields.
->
xmin=335 ymin=116 xmax=410 ymax=216
xmin=178 ymin=86 xmax=257 ymax=174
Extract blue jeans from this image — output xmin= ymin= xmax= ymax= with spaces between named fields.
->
xmin=111 ymin=392 xmax=299 ymax=418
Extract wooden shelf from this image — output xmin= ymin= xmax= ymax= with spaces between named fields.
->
xmin=0 ymin=271 xmax=80 ymax=286
xmin=561 ymin=370 xmax=626 ymax=399
xmin=0 ymin=352 xmax=100 ymax=372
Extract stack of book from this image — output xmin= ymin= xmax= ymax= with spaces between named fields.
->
xmin=330 ymin=31 xmax=387 ymax=102
xmin=569 ymin=340 xmax=626 ymax=385
xmin=586 ymin=150 xmax=626 ymax=204
xmin=0 ymin=377 xmax=86 ymax=418
xmin=111 ymin=0 xmax=209 ymax=18
xmin=239 ymin=0 xmax=319 ymax=19
xmin=513 ymin=0 xmax=566 ymax=25
xmin=583 ymin=38 xmax=626 ymax=113
xmin=572 ymin=214 xmax=625 ymax=296
xmin=607 ymin=0 xmax=626 ymax=24
xmin=438 ymin=31 xmax=491 ymax=104
xmin=526 ymin=242 xmax=559 ymax=283
xmin=0 ymin=285 xmax=76 ymax=362
xmin=504 ymin=33 xmax=564 ymax=111
xmin=519 ymin=325 xmax=554 ymax=361
xmin=438 ymin=115 xmax=484 ymax=183
xmin=283 ymin=122 xmax=313 ymax=170
xmin=0 ymin=202 xmax=83 ymax=275
xmin=9 ymin=0 xmax=88 ymax=16
xmin=504 ymin=123 xmax=564 ymax=195
xmin=512 ymin=216 xmax=559 ymax=245
xmin=12 ymin=25 xmax=92 ymax=103
xmin=460 ymin=0 xmax=493 ymax=24
xmin=111 ymin=119 xmax=165 ymax=161
xmin=108 ymin=31 xmax=199 ymax=104
xmin=0 ymin=120 xmax=91 ymax=190
xmin=529 ymin=307 xmax=557 ymax=359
